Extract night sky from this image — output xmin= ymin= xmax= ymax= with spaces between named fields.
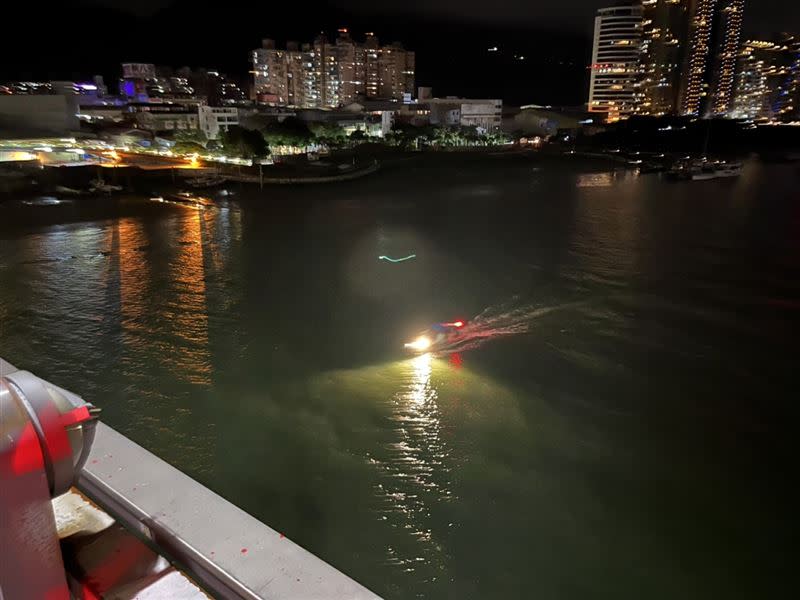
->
xmin=334 ymin=0 xmax=799 ymax=33
xmin=397 ymin=0 xmax=792 ymax=32
xmin=6 ymin=1 xmax=799 ymax=106
xmin=90 ymin=0 xmax=799 ymax=33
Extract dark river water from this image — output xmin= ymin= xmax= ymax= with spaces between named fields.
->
xmin=1 ymin=154 xmax=798 ymax=598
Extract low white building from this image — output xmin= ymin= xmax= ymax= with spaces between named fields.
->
xmin=426 ymin=97 xmax=502 ymax=132
xmin=198 ymin=106 xmax=239 ymax=140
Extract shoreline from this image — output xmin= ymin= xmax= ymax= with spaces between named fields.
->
xmin=4 ymin=146 xmax=784 ymax=205
xmin=217 ymin=159 xmax=380 ymax=185
xmin=1 ymin=148 xmax=533 ymax=198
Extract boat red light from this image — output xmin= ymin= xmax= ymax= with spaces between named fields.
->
xmin=443 ymin=320 xmax=465 ymax=328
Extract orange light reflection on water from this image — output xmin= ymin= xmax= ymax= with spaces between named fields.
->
xmin=166 ymin=209 xmax=211 ymax=386
xmin=116 ymin=213 xmax=211 ymax=387
xmin=118 ymin=218 xmax=150 ymax=350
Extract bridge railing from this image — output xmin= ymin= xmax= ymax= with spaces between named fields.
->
xmin=1 ymin=357 xmax=381 ymax=600
xmin=78 ymin=422 xmax=381 ymax=600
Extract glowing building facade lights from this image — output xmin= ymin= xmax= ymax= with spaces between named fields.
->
xmin=677 ymin=0 xmax=745 ymax=116
xmin=636 ymin=0 xmax=746 ymax=118
xmin=588 ymin=2 xmax=643 ymax=122
xmin=731 ymin=35 xmax=800 ymax=121
xmin=679 ymin=0 xmax=716 ymax=116
xmin=251 ymin=32 xmax=415 ymax=108
xmin=707 ymin=0 xmax=745 ymax=116
xmin=636 ymin=0 xmax=691 ymax=116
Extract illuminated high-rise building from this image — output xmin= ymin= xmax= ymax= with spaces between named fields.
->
xmin=787 ymin=38 xmax=800 ymax=122
xmin=335 ymin=29 xmax=365 ymax=104
xmin=730 ymin=40 xmax=778 ymax=120
xmin=378 ymin=42 xmax=415 ymax=101
xmin=679 ymin=0 xmax=745 ymax=116
xmin=251 ymin=32 xmax=414 ymax=108
xmin=313 ymin=34 xmax=341 ymax=108
xmin=286 ymin=42 xmax=317 ymax=108
xmin=678 ymin=0 xmax=717 ymax=115
xmin=401 ymin=49 xmax=416 ymax=100
xmin=731 ymin=35 xmax=800 ymax=121
xmin=364 ymin=33 xmax=381 ymax=98
xmin=587 ymin=2 xmax=643 ymax=122
xmin=636 ymin=0 xmax=746 ymax=118
xmin=252 ymin=36 xmax=336 ymax=108
xmin=707 ymin=0 xmax=745 ymax=115
xmin=636 ymin=0 xmax=691 ymax=116
xmin=251 ymin=39 xmax=290 ymax=105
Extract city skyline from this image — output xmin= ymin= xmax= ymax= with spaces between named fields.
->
xmin=584 ymin=0 xmax=799 ymax=122
xmin=4 ymin=1 xmax=798 ymax=110
xmin=5 ymin=2 xmax=587 ymax=106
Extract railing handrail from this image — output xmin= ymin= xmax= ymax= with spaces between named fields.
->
xmin=78 ymin=422 xmax=381 ymax=600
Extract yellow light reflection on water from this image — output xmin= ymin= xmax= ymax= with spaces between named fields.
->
xmin=409 ymin=352 xmax=432 ymax=405
xmin=308 ymin=354 xmax=529 ymax=581
xmin=380 ymin=353 xmax=450 ymax=576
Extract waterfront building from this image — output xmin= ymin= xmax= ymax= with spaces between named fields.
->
xmin=678 ymin=0 xmax=716 ymax=115
xmin=772 ymin=36 xmax=800 ymax=122
xmin=426 ymin=97 xmax=503 ymax=132
xmin=587 ymin=2 xmax=643 ymax=122
xmin=637 ymin=0 xmax=745 ymax=118
xmin=637 ymin=0 xmax=691 ymax=116
xmin=731 ymin=35 xmax=800 ymax=121
xmin=679 ymin=0 xmax=745 ymax=116
xmin=706 ymin=0 xmax=745 ymax=116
